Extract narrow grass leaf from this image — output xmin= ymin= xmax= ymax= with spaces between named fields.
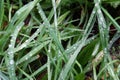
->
xmin=0 ymin=0 xmax=4 ymax=29
xmin=58 ymin=7 xmax=96 ymax=80
xmin=16 ymin=40 xmax=50 ymax=65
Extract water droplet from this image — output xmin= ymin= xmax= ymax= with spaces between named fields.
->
xmin=9 ymin=44 xmax=12 ymax=48
xmin=29 ymin=54 xmax=32 ymax=57
xmin=95 ymin=3 xmax=99 ymax=7
xmin=92 ymin=11 xmax=96 ymax=14
xmin=104 ymin=48 xmax=107 ymax=52
xmin=87 ymin=23 xmax=90 ymax=27
xmin=48 ymin=49 xmax=50 ymax=53
xmin=66 ymin=49 xmax=69 ymax=51
xmin=8 ymin=51 xmax=13 ymax=54
xmin=73 ymin=47 xmax=76 ymax=49
xmin=25 ymin=40 xmax=29 ymax=43
xmin=98 ymin=0 xmax=101 ymax=3
xmin=91 ymin=37 xmax=94 ymax=40
xmin=25 ymin=57 xmax=28 ymax=60
xmin=100 ymin=17 xmax=104 ymax=23
xmin=10 ymin=60 xmax=14 ymax=65
xmin=97 ymin=9 xmax=101 ymax=14
xmin=22 ymin=44 xmax=27 ymax=48
xmin=10 ymin=39 xmax=14 ymax=42
xmin=37 ymin=28 xmax=40 ymax=31
xmin=34 ymin=33 xmax=38 ymax=36
xmin=16 ymin=11 xmax=20 ymax=15
xmin=110 ymin=41 xmax=112 ymax=43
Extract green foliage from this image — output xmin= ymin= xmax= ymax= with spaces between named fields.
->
xmin=0 ymin=0 xmax=120 ymax=80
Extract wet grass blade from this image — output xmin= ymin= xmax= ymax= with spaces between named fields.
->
xmin=0 ymin=0 xmax=4 ymax=29
xmin=58 ymin=7 xmax=96 ymax=80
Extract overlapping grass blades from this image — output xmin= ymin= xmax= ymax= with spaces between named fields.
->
xmin=0 ymin=0 xmax=120 ymax=80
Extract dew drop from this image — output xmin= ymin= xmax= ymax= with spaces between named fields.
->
xmin=29 ymin=54 xmax=32 ymax=57
xmin=38 ymin=11 xmax=41 ymax=13
xmin=95 ymin=3 xmax=99 ymax=7
xmin=110 ymin=41 xmax=112 ymax=43
xmin=34 ymin=33 xmax=38 ymax=36
xmin=73 ymin=47 xmax=76 ymax=49
xmin=8 ymin=51 xmax=13 ymax=54
xmin=25 ymin=40 xmax=29 ymax=43
xmin=37 ymin=28 xmax=40 ymax=31
xmin=91 ymin=37 xmax=94 ymax=40
xmin=97 ymin=9 xmax=101 ymax=14
xmin=10 ymin=60 xmax=14 ymax=65
xmin=9 ymin=44 xmax=12 ymax=48
xmin=25 ymin=57 xmax=28 ymax=60
xmin=10 ymin=39 xmax=14 ymax=42
xmin=92 ymin=11 xmax=96 ymax=14
xmin=16 ymin=11 xmax=20 ymax=16
xmin=66 ymin=48 xmax=69 ymax=51
xmin=48 ymin=49 xmax=50 ymax=53
xmin=104 ymin=48 xmax=107 ymax=52
xmin=98 ymin=0 xmax=101 ymax=3
xmin=22 ymin=44 xmax=27 ymax=48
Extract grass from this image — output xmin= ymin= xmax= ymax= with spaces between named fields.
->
xmin=0 ymin=0 xmax=120 ymax=80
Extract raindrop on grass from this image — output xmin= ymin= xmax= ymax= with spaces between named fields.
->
xmin=29 ymin=54 xmax=32 ymax=57
xmin=16 ymin=11 xmax=20 ymax=15
xmin=10 ymin=60 xmax=14 ymax=65
xmin=73 ymin=47 xmax=76 ymax=49
xmin=48 ymin=49 xmax=50 ymax=53
xmin=8 ymin=51 xmax=13 ymax=54
xmin=97 ymin=9 xmax=101 ymax=14
xmin=25 ymin=40 xmax=29 ymax=43
xmin=22 ymin=44 xmax=27 ymax=48
xmin=92 ymin=11 xmax=96 ymax=14
xmin=25 ymin=57 xmax=28 ymax=60
xmin=95 ymin=3 xmax=99 ymax=7
xmin=10 ymin=39 xmax=14 ymax=42
xmin=66 ymin=48 xmax=69 ymax=51
xmin=9 ymin=44 xmax=12 ymax=48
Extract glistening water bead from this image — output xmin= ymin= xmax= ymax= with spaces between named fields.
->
xmin=73 ymin=47 xmax=76 ymax=49
xmin=10 ymin=60 xmax=14 ymax=65
xmin=66 ymin=49 xmax=69 ymax=51
xmin=9 ymin=44 xmax=12 ymax=48
xmin=8 ymin=51 xmax=13 ymax=54
xmin=25 ymin=57 xmax=28 ymax=60
xmin=48 ymin=49 xmax=50 ymax=53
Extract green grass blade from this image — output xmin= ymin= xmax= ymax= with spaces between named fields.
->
xmin=6 ymin=22 xmax=24 ymax=80
xmin=102 ymin=7 xmax=120 ymax=31
xmin=58 ymin=7 xmax=96 ymax=80
xmin=16 ymin=40 xmax=50 ymax=65
xmin=0 ymin=0 xmax=4 ymax=29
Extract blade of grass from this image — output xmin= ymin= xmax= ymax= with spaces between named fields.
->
xmin=102 ymin=7 xmax=120 ymax=31
xmin=58 ymin=7 xmax=96 ymax=80
xmin=0 ymin=0 xmax=41 ymax=52
xmin=6 ymin=22 xmax=24 ymax=80
xmin=16 ymin=40 xmax=50 ymax=65
xmin=0 ymin=0 xmax=4 ymax=29
xmin=17 ymin=67 xmax=33 ymax=80
xmin=37 ymin=3 xmax=67 ymax=61
xmin=94 ymin=0 xmax=119 ymax=79
xmin=0 ymin=71 xmax=9 ymax=80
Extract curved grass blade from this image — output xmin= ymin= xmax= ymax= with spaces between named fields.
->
xmin=7 ymin=22 xmax=24 ymax=80
xmin=58 ymin=7 xmax=96 ymax=80
xmin=16 ymin=40 xmax=50 ymax=65
xmin=0 ymin=0 xmax=4 ymax=29
xmin=0 ymin=0 xmax=41 ymax=52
